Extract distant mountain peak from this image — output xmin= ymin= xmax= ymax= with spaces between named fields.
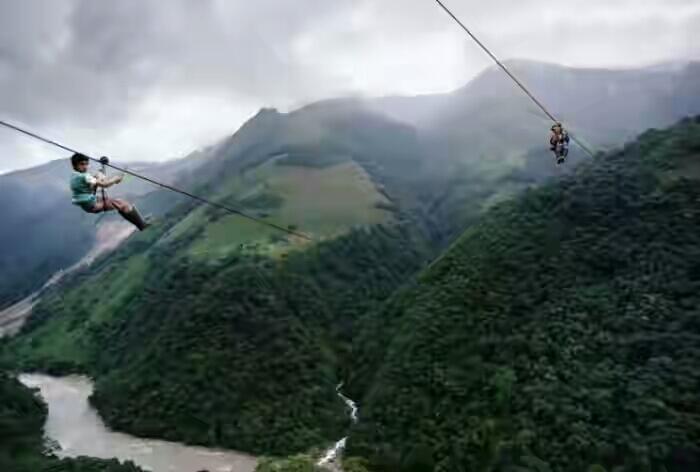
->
xmin=256 ymin=106 xmax=281 ymax=116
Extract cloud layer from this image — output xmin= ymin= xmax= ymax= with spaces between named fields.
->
xmin=1 ymin=0 xmax=698 ymax=173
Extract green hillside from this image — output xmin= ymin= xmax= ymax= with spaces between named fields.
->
xmin=4 ymin=61 xmax=700 ymax=467
xmin=347 ymin=117 xmax=700 ymax=471
xmin=6 ymin=171 xmax=433 ymax=457
xmin=175 ymin=160 xmax=393 ymax=259
xmin=3 ymin=102 xmax=448 ymax=457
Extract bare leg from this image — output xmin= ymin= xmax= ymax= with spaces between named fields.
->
xmin=114 ymin=199 xmax=148 ymax=231
xmin=88 ymin=198 xmax=147 ymax=230
xmin=89 ymin=198 xmax=133 ymax=214
xmin=105 ymin=198 xmax=133 ymax=213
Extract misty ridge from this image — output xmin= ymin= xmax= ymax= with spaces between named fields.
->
xmin=1 ymin=53 xmax=700 ymax=472
xmin=1 ymin=59 xmax=699 ymax=309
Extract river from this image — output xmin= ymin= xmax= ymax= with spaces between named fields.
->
xmin=19 ymin=374 xmax=257 ymax=472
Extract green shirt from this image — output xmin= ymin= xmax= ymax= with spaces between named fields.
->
xmin=70 ymin=171 xmax=97 ymax=207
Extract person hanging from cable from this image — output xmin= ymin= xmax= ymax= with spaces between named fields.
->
xmin=69 ymin=152 xmax=149 ymax=230
xmin=1 ymin=119 xmax=309 ymax=239
xmin=549 ymin=122 xmax=570 ymax=164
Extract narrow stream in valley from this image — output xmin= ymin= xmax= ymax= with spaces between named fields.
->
xmin=318 ymin=383 xmax=359 ymax=469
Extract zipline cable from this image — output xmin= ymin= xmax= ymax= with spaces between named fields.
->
xmin=432 ymin=0 xmax=597 ymax=159
xmin=0 ymin=118 xmax=313 ymax=241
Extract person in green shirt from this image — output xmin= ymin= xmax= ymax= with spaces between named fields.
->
xmin=70 ymin=153 xmax=148 ymax=230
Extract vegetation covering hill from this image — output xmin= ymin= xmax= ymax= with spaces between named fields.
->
xmin=0 ymin=371 xmax=143 ymax=471
xmin=4 ymin=60 xmax=700 ymax=465
xmin=346 ymin=117 xmax=700 ymax=471
xmin=8 ymin=216 xmax=431 ymax=456
xmin=4 ymin=108 xmax=438 ymax=455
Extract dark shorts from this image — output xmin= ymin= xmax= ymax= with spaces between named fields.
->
xmin=74 ymin=199 xmax=97 ymax=212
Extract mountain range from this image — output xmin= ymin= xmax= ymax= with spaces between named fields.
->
xmin=2 ymin=60 xmax=700 ymax=471
xmin=2 ymin=60 xmax=699 ymax=309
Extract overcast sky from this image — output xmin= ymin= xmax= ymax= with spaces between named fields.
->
xmin=1 ymin=0 xmax=698 ymax=174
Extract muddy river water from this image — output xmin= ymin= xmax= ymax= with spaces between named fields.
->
xmin=19 ymin=374 xmax=257 ymax=472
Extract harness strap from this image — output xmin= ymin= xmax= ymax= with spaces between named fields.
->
xmin=99 ymin=156 xmax=110 ymax=212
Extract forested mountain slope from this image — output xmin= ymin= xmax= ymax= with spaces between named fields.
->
xmin=347 ymin=117 xmax=700 ymax=471
xmin=4 ymin=60 xmax=700 ymax=464
xmin=4 ymin=118 xmax=436 ymax=455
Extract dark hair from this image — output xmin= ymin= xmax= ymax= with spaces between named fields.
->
xmin=70 ymin=153 xmax=89 ymax=170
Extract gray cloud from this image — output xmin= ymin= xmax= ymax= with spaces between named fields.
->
xmin=1 ymin=0 xmax=698 ymax=173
